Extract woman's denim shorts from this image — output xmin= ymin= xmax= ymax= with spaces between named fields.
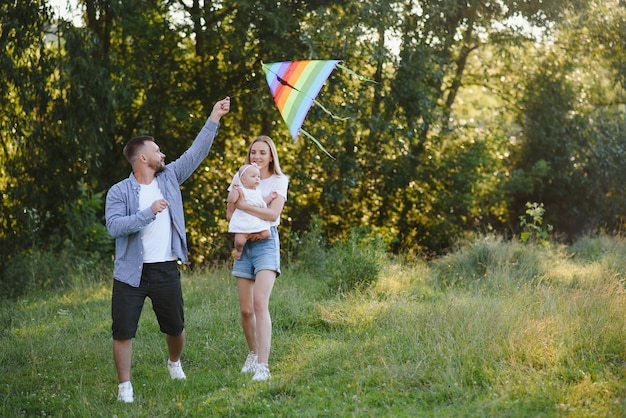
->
xmin=232 ymin=226 xmax=281 ymax=280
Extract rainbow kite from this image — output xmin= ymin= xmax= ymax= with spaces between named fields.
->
xmin=262 ymin=60 xmax=372 ymax=158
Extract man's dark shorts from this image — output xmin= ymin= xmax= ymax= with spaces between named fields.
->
xmin=111 ymin=261 xmax=184 ymax=340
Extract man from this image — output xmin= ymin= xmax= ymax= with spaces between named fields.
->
xmin=105 ymin=97 xmax=230 ymax=403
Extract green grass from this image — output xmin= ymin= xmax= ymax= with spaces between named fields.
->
xmin=2 ymin=236 xmax=626 ymax=417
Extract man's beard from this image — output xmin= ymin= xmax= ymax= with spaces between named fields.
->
xmin=149 ymin=160 xmax=165 ymax=172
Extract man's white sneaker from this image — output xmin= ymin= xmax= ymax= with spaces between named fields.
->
xmin=117 ymin=381 xmax=133 ymax=403
xmin=241 ymin=352 xmax=258 ymax=373
xmin=252 ymin=363 xmax=271 ymax=382
xmin=168 ymin=360 xmax=187 ymax=380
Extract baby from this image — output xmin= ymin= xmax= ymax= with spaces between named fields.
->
xmin=228 ymin=164 xmax=276 ymax=260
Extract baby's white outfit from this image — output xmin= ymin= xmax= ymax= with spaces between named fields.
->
xmin=229 ymin=187 xmax=271 ymax=233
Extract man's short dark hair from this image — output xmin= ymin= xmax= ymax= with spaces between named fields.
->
xmin=123 ymin=136 xmax=154 ymax=164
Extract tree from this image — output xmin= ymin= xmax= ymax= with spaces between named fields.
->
xmin=1 ymin=0 xmax=60 ymax=268
xmin=506 ymin=0 xmax=626 ymax=236
xmin=2 ymin=0 xmax=625 ymax=294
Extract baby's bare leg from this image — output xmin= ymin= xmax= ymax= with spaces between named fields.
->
xmin=234 ymin=233 xmax=248 ymax=260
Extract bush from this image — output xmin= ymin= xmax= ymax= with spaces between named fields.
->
xmin=283 ymin=219 xmax=389 ymax=295
xmin=519 ymin=202 xmax=553 ymax=247
xmin=325 ymin=227 xmax=387 ymax=295
xmin=284 ymin=215 xmax=329 ymax=275
xmin=1 ymin=246 xmax=111 ymax=299
xmin=432 ymin=235 xmax=547 ymax=290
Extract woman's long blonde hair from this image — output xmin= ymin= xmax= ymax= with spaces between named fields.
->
xmin=245 ymin=135 xmax=285 ymax=176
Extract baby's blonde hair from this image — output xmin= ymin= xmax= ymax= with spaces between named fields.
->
xmin=238 ymin=163 xmax=259 ymax=179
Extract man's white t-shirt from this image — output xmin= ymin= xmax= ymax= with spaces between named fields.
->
xmin=139 ymin=179 xmax=176 ymax=263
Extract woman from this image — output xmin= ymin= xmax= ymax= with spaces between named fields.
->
xmin=226 ymin=135 xmax=289 ymax=382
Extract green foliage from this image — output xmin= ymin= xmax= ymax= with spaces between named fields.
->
xmin=1 ymin=247 xmax=110 ymax=299
xmin=325 ymin=227 xmax=387 ymax=295
xmin=519 ymin=202 xmax=553 ymax=246
xmin=1 ymin=181 xmax=112 ymax=297
xmin=432 ymin=235 xmax=546 ymax=289
xmin=510 ymin=60 xmax=592 ymax=236
xmin=505 ymin=2 xmax=626 ymax=236
xmin=3 ymin=234 xmax=626 ymax=416
xmin=1 ymin=0 xmax=626 ymax=288
xmin=63 ymin=180 xmax=112 ymax=255
xmin=286 ymin=219 xmax=387 ymax=295
xmin=283 ymin=214 xmax=328 ymax=272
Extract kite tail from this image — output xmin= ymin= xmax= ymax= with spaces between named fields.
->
xmin=336 ymin=63 xmax=378 ymax=83
xmin=300 ymin=129 xmax=336 ymax=160
xmin=313 ymin=99 xmax=350 ymax=121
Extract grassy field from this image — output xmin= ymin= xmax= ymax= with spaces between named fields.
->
xmin=2 ymin=234 xmax=626 ymax=417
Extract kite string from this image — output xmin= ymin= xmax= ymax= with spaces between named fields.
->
xmin=229 ymin=85 xmax=265 ymax=98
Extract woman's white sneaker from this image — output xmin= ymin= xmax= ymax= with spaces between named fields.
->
xmin=241 ymin=352 xmax=258 ymax=373
xmin=252 ymin=363 xmax=271 ymax=382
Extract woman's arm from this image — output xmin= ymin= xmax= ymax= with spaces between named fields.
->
xmin=236 ymin=194 xmax=285 ymax=222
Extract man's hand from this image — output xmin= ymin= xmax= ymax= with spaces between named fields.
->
xmin=209 ymin=97 xmax=231 ymax=123
xmin=151 ymin=198 xmax=169 ymax=215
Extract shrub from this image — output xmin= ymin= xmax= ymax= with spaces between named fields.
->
xmin=432 ymin=235 xmax=547 ymax=290
xmin=2 ymin=249 xmax=62 ymax=298
xmin=519 ymin=202 xmax=553 ymax=246
xmin=325 ymin=227 xmax=387 ymax=295
xmin=1 ymin=246 xmax=111 ymax=299
xmin=63 ymin=181 xmax=113 ymax=255
xmin=284 ymin=215 xmax=329 ymax=275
